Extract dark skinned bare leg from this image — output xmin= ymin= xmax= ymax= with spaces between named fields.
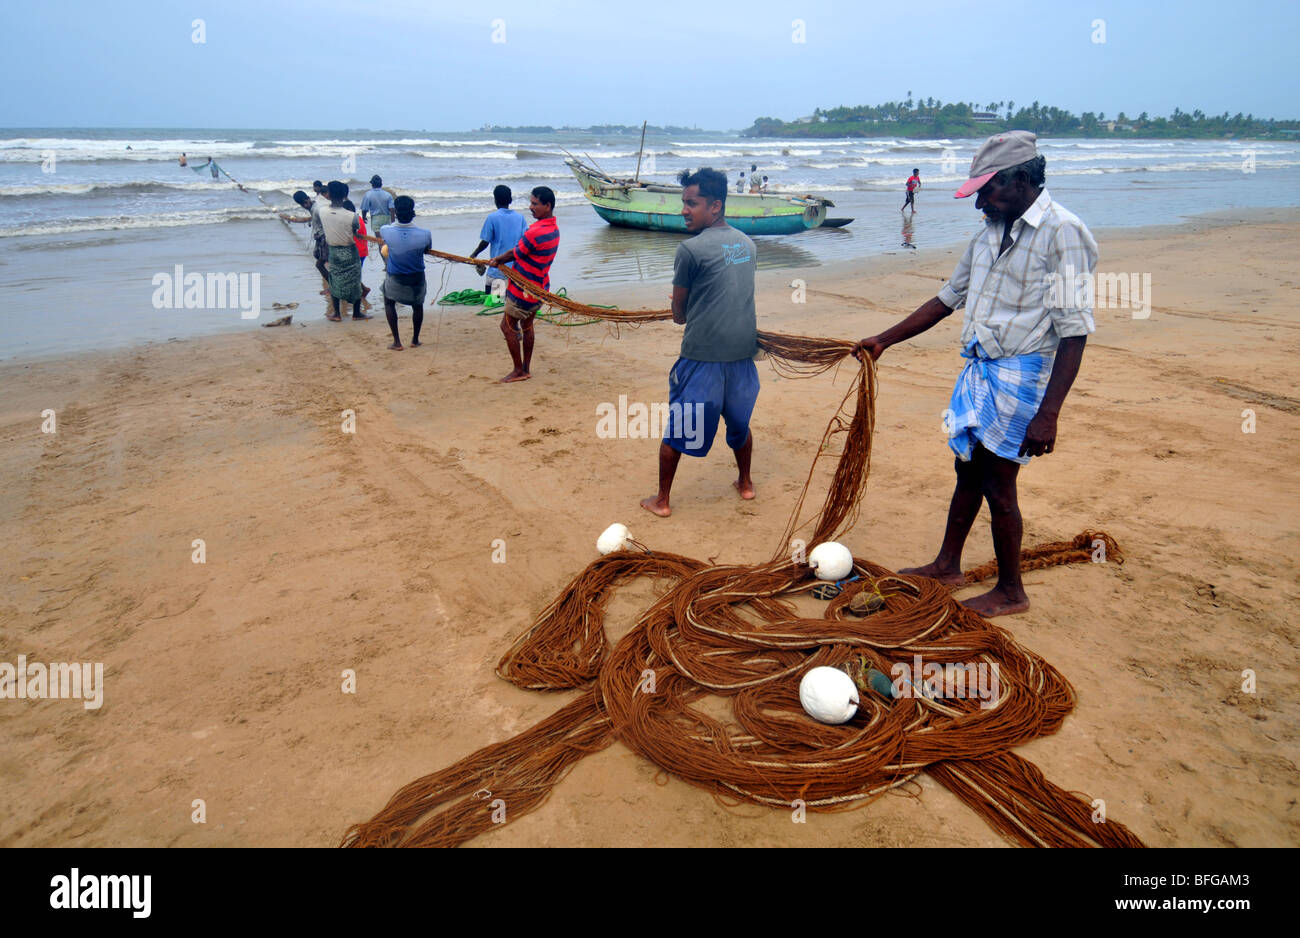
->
xmin=732 ymin=430 xmax=755 ymax=500
xmin=640 ymin=442 xmax=683 ymax=517
xmin=901 ymin=452 xmax=983 ymax=587
xmin=499 ymin=312 xmax=531 ymax=382
xmin=961 ymin=447 xmax=1029 ymax=617
xmin=520 ymin=316 xmax=534 ymax=374
xmin=410 ymin=304 xmax=423 ymax=346
xmin=384 ymin=298 xmax=402 ymax=350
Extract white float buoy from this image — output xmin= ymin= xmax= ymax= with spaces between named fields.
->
xmin=597 ymin=523 xmax=632 ymax=555
xmin=808 ymin=541 xmax=854 ymax=581
xmin=799 ymin=666 xmax=860 ymax=724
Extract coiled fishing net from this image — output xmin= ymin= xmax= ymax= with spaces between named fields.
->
xmin=340 ymin=253 xmax=1145 ymax=848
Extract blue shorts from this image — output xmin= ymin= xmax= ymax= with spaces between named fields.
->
xmin=663 ymin=357 xmax=759 ymax=458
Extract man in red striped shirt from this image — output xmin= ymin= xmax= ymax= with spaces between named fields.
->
xmin=488 ymin=186 xmax=559 ymax=383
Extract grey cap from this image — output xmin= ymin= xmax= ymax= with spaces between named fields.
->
xmin=954 ymin=130 xmax=1038 ymax=198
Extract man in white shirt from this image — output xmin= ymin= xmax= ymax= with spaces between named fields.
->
xmin=854 ymin=131 xmax=1096 ymax=617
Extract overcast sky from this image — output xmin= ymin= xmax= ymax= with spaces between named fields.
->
xmin=7 ymin=0 xmax=1298 ymax=130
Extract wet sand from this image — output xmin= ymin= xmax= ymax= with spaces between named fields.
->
xmin=1 ymin=209 xmax=1297 ymax=847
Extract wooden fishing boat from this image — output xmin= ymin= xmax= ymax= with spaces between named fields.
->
xmin=566 ymin=158 xmax=832 ymax=236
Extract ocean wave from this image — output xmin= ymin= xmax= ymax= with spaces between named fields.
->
xmin=414 ymin=150 xmax=520 ymax=160
xmin=672 ymin=139 xmax=887 ymax=148
xmin=0 ymin=179 xmax=244 ymax=198
xmin=0 ymin=144 xmax=388 ymax=163
xmin=454 ymin=171 xmax=571 ymax=181
xmin=0 ymin=206 xmax=281 ymax=238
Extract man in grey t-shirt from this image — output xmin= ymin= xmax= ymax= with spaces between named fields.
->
xmin=640 ymin=167 xmax=760 ymax=518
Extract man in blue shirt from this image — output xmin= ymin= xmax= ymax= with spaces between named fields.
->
xmin=360 ymin=176 xmax=396 ymax=233
xmin=469 ymin=185 xmax=527 ymax=295
xmin=374 ymin=196 xmax=433 ymax=351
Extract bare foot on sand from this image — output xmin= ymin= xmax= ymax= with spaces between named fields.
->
xmin=410 ymin=339 xmax=421 ymax=347
xmin=733 ymin=478 xmax=755 ymax=500
xmin=352 ymin=313 xmax=373 ymax=320
xmin=640 ymin=495 xmax=671 ymax=517
xmin=500 ymin=368 xmax=530 ymax=383
xmin=326 ymin=315 xmax=342 ymax=322
xmin=388 ymin=342 xmax=403 ymax=351
xmin=899 ymin=561 xmax=966 ymax=588
xmin=960 ymin=587 xmax=1030 ymax=618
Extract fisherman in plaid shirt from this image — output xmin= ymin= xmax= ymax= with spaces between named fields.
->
xmin=854 ymin=131 xmax=1097 ymax=617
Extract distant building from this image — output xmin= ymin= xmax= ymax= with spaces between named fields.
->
xmin=795 ymin=115 xmax=816 ymax=124
xmin=973 ymin=111 xmax=1000 ymax=123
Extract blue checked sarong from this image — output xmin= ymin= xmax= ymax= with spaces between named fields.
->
xmin=946 ymin=341 xmax=1052 ymax=465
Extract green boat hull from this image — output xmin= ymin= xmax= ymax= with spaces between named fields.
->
xmin=567 ymin=159 xmax=830 ymax=236
xmin=592 ymin=204 xmax=822 ymax=236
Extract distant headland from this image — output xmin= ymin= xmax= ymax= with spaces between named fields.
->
xmin=742 ymin=98 xmax=1300 ymax=140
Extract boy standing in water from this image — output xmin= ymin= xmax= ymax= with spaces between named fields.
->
xmin=903 ymin=168 xmax=921 ymax=212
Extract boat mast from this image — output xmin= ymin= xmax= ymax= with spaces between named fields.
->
xmin=634 ymin=120 xmax=647 ymax=182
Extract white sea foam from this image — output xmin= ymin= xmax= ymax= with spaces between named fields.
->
xmin=414 ymin=150 xmax=518 ymax=160
xmin=0 ymin=207 xmax=278 ymax=238
xmin=0 ymin=179 xmax=236 ymax=197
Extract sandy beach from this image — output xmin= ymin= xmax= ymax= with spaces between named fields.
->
xmin=1 ymin=208 xmax=1297 ymax=848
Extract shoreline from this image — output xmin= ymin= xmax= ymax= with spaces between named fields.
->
xmin=1 ymin=211 xmax=1297 ymax=847
xmin=6 ymin=204 xmax=1300 ymax=371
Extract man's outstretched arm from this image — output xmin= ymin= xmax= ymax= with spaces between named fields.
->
xmin=853 ymin=296 xmax=954 ymax=360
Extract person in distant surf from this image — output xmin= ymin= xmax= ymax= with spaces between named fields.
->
xmin=342 ymin=198 xmax=372 ymax=311
xmin=854 ymin=131 xmax=1096 ymax=618
xmin=360 ymin=175 xmax=395 ymax=239
xmin=736 ymin=172 xmax=746 ymax=194
xmin=319 ymin=181 xmax=370 ymax=322
xmin=179 ymin=153 xmax=187 ymax=167
xmin=761 ymin=175 xmax=769 ymax=193
xmin=469 ymin=184 xmax=527 ymax=298
xmin=373 ymin=195 xmax=432 ymax=351
xmin=903 ymin=167 xmax=921 ymax=212
xmin=487 ymin=186 xmax=559 ymax=384
xmin=748 ymin=163 xmax=760 ymax=192
xmin=208 ymin=157 xmax=219 ymax=180
xmin=640 ymin=167 xmax=758 ymax=519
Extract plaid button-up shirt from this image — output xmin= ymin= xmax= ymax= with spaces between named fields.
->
xmin=937 ymin=188 xmax=1098 ymax=358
